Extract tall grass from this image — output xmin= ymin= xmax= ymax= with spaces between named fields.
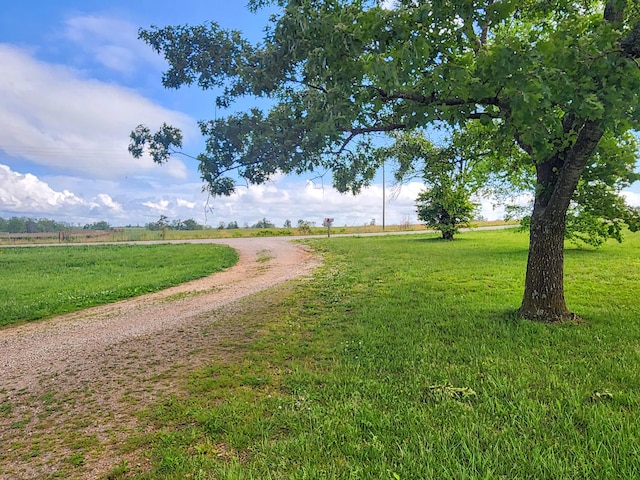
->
xmin=0 ymin=244 xmax=237 ymax=327
xmin=114 ymin=229 xmax=640 ymax=479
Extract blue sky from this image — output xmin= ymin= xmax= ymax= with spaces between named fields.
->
xmin=1 ymin=2 xmax=638 ymax=228
xmin=0 ymin=0 xmax=427 ymax=228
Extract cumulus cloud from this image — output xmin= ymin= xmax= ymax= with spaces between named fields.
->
xmin=0 ymin=161 xmax=542 ymax=227
xmin=0 ymin=44 xmax=192 ymax=180
xmin=94 ymin=193 xmax=123 ymax=212
xmin=204 ymin=180 xmax=425 ymax=227
xmin=0 ymin=164 xmax=84 ymax=212
xmin=177 ymin=198 xmax=197 ymax=209
xmin=0 ymin=164 xmax=123 ymax=221
xmin=142 ymin=199 xmax=170 ymax=211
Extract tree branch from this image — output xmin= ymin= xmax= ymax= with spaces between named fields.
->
xmin=547 ymin=120 xmax=604 ymax=215
xmin=284 ymin=76 xmax=328 ymax=93
xmin=604 ymin=0 xmax=640 ymax=60
xmin=479 ymin=0 xmax=493 ymax=47
xmin=336 ymin=123 xmax=407 ymax=155
xmin=514 ymin=132 xmax=534 ymax=156
xmin=369 ymin=86 xmax=505 ymax=110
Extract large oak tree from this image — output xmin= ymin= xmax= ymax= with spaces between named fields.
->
xmin=131 ymin=0 xmax=640 ymax=322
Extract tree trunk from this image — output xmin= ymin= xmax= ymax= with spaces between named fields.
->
xmin=518 ymin=120 xmax=604 ymax=322
xmin=519 ymin=204 xmax=572 ymax=322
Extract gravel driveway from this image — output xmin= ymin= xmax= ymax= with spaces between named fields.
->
xmin=0 ymin=237 xmax=319 ymax=479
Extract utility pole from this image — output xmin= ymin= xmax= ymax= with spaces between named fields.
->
xmin=382 ymin=161 xmax=386 ymax=231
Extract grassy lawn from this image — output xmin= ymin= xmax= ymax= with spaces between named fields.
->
xmin=103 ymin=228 xmax=640 ymax=479
xmin=0 ymin=243 xmax=238 ymax=327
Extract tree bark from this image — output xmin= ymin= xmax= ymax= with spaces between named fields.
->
xmin=519 ymin=121 xmax=604 ymax=322
xmin=519 ymin=201 xmax=572 ymax=321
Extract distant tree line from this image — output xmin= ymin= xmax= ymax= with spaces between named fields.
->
xmin=146 ymin=216 xmax=326 ymax=232
xmin=145 ymin=215 xmax=204 ymax=231
xmin=0 ymin=217 xmax=118 ymax=234
xmin=218 ymin=221 xmax=239 ymax=229
xmin=1 ymin=215 xmax=330 ymax=235
xmin=215 ymin=218 xmax=318 ymax=230
xmin=0 ymin=216 xmax=71 ymax=234
xmin=83 ymin=221 xmax=112 ymax=230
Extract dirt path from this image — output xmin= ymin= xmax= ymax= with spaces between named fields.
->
xmin=0 ymin=237 xmax=320 ymax=479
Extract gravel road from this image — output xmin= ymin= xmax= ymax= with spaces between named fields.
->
xmin=0 ymin=236 xmax=319 ymax=479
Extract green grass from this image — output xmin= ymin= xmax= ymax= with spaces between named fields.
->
xmin=111 ymin=228 xmax=640 ymax=479
xmin=0 ymin=243 xmax=238 ymax=327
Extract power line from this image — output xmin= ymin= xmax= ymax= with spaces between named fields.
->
xmin=0 ymin=144 xmax=130 ymax=160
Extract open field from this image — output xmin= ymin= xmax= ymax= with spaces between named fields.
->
xmin=2 ymin=229 xmax=640 ymax=479
xmin=0 ymin=243 xmax=238 ymax=327
xmin=0 ymin=220 xmax=515 ymax=245
xmin=117 ymin=229 xmax=640 ymax=479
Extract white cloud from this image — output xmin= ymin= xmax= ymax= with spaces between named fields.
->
xmin=95 ymin=193 xmax=123 ymax=212
xmin=622 ymin=190 xmax=640 ymax=207
xmin=177 ymin=198 xmax=197 ymax=209
xmin=0 ymin=164 xmax=84 ymax=212
xmin=0 ymin=44 xmax=193 ymax=180
xmin=62 ymin=15 xmax=165 ymax=74
xmin=141 ymin=199 xmax=170 ymax=211
xmin=0 ymin=162 xmax=534 ymax=227
xmin=0 ymin=164 xmax=124 ymax=222
xmin=203 ymin=180 xmax=424 ymax=227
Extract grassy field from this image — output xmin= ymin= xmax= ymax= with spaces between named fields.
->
xmin=88 ymin=228 xmax=640 ymax=479
xmin=3 ymin=229 xmax=639 ymax=478
xmin=0 ymin=220 xmax=514 ymax=245
xmin=0 ymin=243 xmax=238 ymax=327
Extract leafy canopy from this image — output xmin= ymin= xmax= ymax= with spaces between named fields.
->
xmin=131 ymin=0 xmax=640 ymax=213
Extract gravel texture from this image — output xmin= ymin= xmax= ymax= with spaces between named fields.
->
xmin=0 ymin=237 xmax=319 ymax=479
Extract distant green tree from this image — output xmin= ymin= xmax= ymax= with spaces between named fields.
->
xmin=146 ymin=215 xmax=169 ymax=232
xmin=226 ymin=221 xmax=239 ymax=229
xmin=84 ymin=221 xmax=111 ymax=230
xmin=38 ymin=218 xmax=69 ymax=232
xmin=296 ymin=219 xmax=315 ymax=234
xmin=377 ymin=129 xmax=489 ymax=240
xmin=7 ymin=217 xmax=25 ymax=233
xmin=170 ymin=219 xmax=184 ymax=230
xmin=416 ymin=186 xmax=478 ymax=241
xmin=25 ymin=220 xmax=39 ymax=233
xmin=283 ymin=219 xmax=292 ymax=229
xmin=252 ymin=217 xmax=275 ymax=228
xmin=182 ymin=218 xmax=204 ymax=230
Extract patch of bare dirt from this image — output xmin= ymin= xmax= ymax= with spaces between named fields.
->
xmin=0 ymin=237 xmax=320 ymax=479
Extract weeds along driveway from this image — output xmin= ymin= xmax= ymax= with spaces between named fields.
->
xmin=0 ymin=237 xmax=319 ymax=479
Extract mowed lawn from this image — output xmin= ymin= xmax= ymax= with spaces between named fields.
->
xmin=0 ymin=243 xmax=238 ymax=327
xmin=115 ymin=229 xmax=640 ymax=479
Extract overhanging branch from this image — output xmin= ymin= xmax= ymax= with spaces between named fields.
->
xmin=369 ymin=86 xmax=505 ymax=110
xmin=336 ymin=123 xmax=406 ymax=155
